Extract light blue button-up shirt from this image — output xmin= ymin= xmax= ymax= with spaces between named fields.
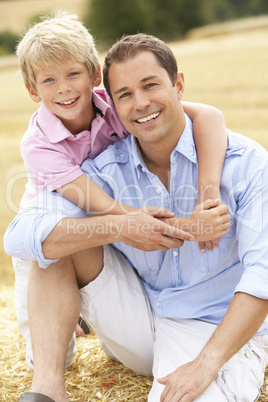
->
xmin=5 ymin=115 xmax=268 ymax=333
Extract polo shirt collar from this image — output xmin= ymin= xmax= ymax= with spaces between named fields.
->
xmin=37 ymin=103 xmax=71 ymax=143
xmin=37 ymin=91 xmax=114 ymax=144
xmin=92 ymin=90 xmax=112 ymax=117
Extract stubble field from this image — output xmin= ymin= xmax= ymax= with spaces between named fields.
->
xmin=0 ymin=21 xmax=268 ymax=401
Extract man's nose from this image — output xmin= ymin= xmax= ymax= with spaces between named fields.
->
xmin=133 ymin=91 xmax=150 ymax=110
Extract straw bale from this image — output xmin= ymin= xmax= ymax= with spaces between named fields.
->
xmin=0 ymin=286 xmax=267 ymax=401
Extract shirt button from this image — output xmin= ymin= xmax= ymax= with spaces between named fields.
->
xmin=156 ymin=188 xmax=161 ymax=194
xmin=156 ymin=302 xmax=160 ymax=307
xmin=173 ymin=251 xmax=178 ymax=257
xmin=245 ymin=350 xmax=250 ymax=359
xmin=120 ymin=153 xmax=125 ymax=159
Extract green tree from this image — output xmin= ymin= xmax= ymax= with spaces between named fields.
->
xmin=204 ymin=0 xmax=235 ymax=21
xmin=0 ymin=31 xmax=19 ymax=55
xmin=142 ymin=0 xmax=207 ymax=39
xmin=85 ymin=0 xmax=210 ymax=47
xmin=85 ymin=0 xmax=148 ymax=48
xmin=85 ymin=0 xmax=268 ymax=49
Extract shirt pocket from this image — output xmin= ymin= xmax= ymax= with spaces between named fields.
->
xmin=191 ymin=221 xmax=237 ymax=273
xmin=129 ymin=248 xmax=163 ymax=286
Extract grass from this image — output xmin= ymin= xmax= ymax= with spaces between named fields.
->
xmin=0 ymin=21 xmax=268 ymax=401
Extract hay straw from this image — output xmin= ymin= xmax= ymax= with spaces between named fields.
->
xmin=0 ymin=286 xmax=267 ymax=401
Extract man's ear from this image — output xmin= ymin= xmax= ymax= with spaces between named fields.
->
xmin=175 ymin=72 xmax=185 ymax=100
xmin=27 ymin=85 xmax=41 ymax=103
xmin=92 ymin=65 xmax=102 ymax=88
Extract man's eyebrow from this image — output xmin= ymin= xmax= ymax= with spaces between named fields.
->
xmin=114 ymin=86 xmax=129 ymax=96
xmin=140 ymin=75 xmax=158 ymax=83
xmin=113 ymin=75 xmax=159 ymax=96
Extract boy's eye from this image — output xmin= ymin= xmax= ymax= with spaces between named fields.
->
xmin=69 ymin=72 xmax=79 ymax=77
xmin=43 ymin=78 xmax=53 ymax=84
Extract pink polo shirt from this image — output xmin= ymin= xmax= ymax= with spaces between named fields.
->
xmin=20 ymin=89 xmax=127 ymax=207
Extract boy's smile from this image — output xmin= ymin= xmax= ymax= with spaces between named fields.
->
xmin=55 ymin=97 xmax=80 ymax=108
xmin=28 ymin=61 xmax=101 ymax=134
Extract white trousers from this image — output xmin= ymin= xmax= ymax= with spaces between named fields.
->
xmin=13 ymin=246 xmax=268 ymax=401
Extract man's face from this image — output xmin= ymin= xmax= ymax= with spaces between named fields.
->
xmin=109 ymin=51 xmax=185 ymax=149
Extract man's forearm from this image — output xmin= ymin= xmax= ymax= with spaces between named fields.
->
xmin=198 ymin=292 xmax=268 ymax=374
xmin=157 ymin=292 xmax=268 ymax=401
xmin=43 ymin=210 xmax=193 ymax=259
xmin=42 ymin=215 xmax=121 ymax=259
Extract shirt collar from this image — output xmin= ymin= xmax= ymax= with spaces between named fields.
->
xmin=174 ymin=114 xmax=197 ymax=164
xmin=131 ymin=135 xmax=146 ymax=176
xmin=130 ymin=113 xmax=197 ymax=175
xmin=92 ymin=89 xmax=114 ymax=117
xmin=37 ymin=103 xmax=72 ymax=143
xmin=37 ymin=90 xmax=114 ymax=144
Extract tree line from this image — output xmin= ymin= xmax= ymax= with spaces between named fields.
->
xmin=85 ymin=0 xmax=268 ymax=48
xmin=1 ymin=0 xmax=268 ymax=55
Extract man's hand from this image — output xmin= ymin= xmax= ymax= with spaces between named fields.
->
xmin=158 ymin=293 xmax=268 ymax=401
xmin=157 ymin=356 xmax=218 ymax=402
xmin=119 ymin=208 xmax=195 ymax=251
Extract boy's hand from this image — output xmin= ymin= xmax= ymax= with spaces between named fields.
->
xmin=197 ymin=186 xmax=223 ymax=252
xmin=189 ymin=199 xmax=231 ymax=243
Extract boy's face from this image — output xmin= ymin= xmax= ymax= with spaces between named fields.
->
xmin=108 ymin=51 xmax=185 ymax=150
xmin=28 ymin=61 xmax=101 ymax=134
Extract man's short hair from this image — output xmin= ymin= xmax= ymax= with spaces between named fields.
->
xmin=103 ymin=33 xmax=178 ymax=100
xmin=16 ymin=11 xmax=100 ymax=91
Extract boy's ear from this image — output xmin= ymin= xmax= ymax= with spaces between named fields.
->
xmin=92 ymin=65 xmax=102 ymax=87
xmin=27 ymin=84 xmax=41 ymax=103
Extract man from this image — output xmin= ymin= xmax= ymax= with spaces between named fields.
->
xmin=5 ymin=34 xmax=268 ymax=402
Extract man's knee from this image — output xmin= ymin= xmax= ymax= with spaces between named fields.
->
xmin=71 ymin=246 xmax=104 ymax=288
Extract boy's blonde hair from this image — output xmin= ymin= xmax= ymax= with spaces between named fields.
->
xmin=16 ymin=11 xmax=100 ymax=91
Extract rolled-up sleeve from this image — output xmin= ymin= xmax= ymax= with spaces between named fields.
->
xmin=234 ymin=144 xmax=268 ymax=299
xmin=4 ymin=191 xmax=87 ymax=268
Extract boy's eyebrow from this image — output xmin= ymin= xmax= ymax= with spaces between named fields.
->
xmin=113 ymin=75 xmax=159 ymax=96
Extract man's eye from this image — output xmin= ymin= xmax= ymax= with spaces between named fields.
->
xmin=119 ymin=92 xmax=131 ymax=99
xmin=146 ymin=83 xmax=156 ymax=89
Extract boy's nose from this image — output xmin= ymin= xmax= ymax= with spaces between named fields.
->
xmin=57 ymin=81 xmax=71 ymax=94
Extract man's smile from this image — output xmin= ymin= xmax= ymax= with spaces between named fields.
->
xmin=136 ymin=111 xmax=161 ymax=124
